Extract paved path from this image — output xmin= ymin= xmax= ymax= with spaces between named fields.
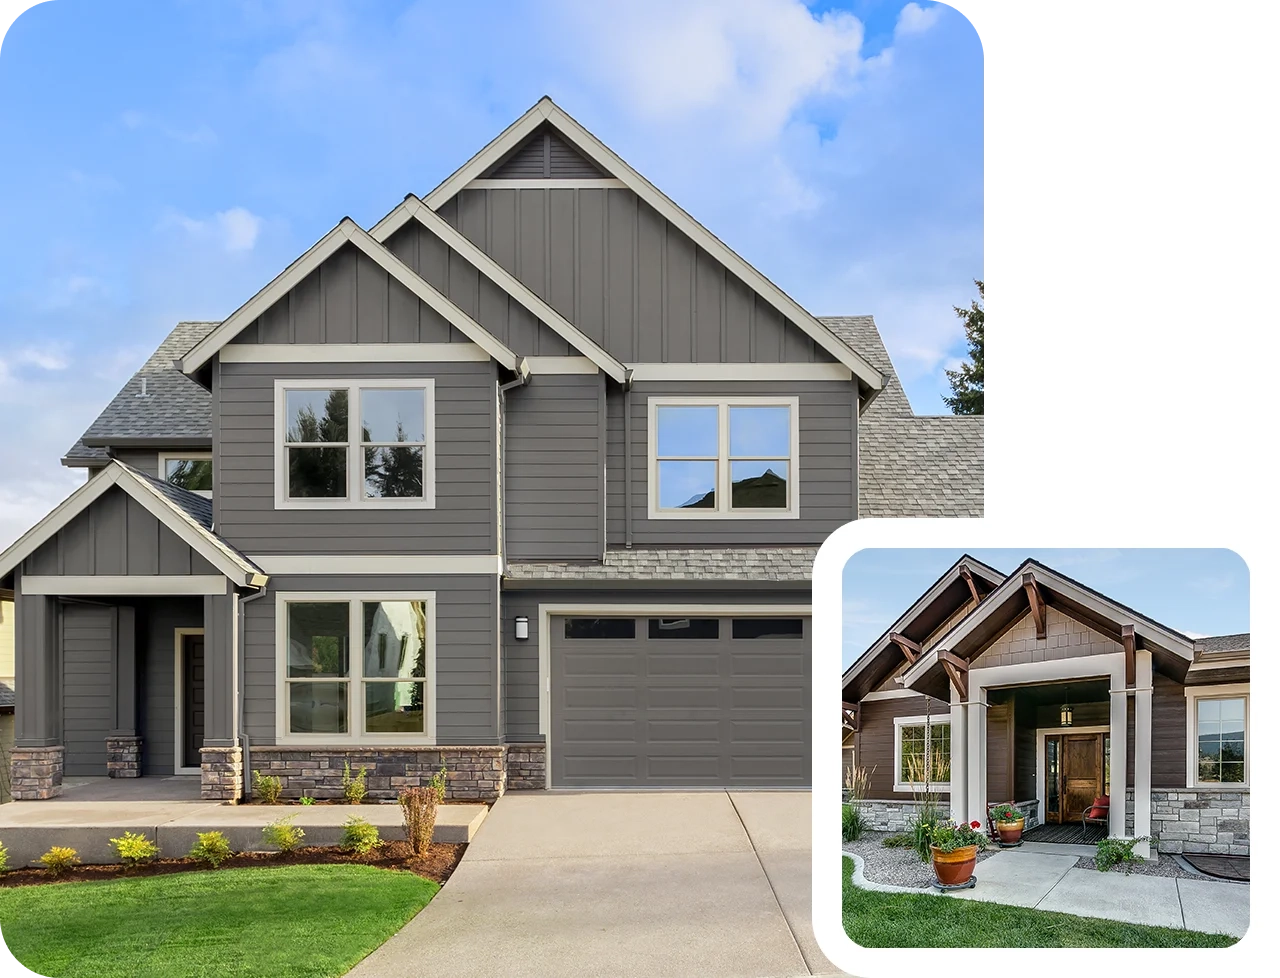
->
xmin=347 ymin=791 xmax=846 ymax=978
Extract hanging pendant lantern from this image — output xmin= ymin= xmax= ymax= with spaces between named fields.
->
xmin=1060 ymin=685 xmax=1073 ymax=727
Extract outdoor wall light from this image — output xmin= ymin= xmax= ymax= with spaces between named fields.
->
xmin=514 ymin=616 xmax=529 ymax=640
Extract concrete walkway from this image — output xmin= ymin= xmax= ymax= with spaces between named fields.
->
xmin=347 ymin=791 xmax=846 ymax=978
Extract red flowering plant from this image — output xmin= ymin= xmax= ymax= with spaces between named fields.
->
xmin=929 ymin=818 xmax=989 ymax=853
xmin=989 ymin=803 xmax=1023 ymax=823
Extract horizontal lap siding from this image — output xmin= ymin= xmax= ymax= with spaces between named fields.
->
xmin=242 ymin=574 xmax=498 ymax=746
xmin=61 ymin=605 xmax=114 ymax=775
xmin=1151 ymin=673 xmax=1187 ymax=788
xmin=138 ymin=598 xmax=203 ymax=776
xmin=605 ymin=381 xmax=855 ymax=546
xmin=504 ymin=375 xmax=602 ymax=559
xmin=215 ymin=361 xmax=497 ymax=555
xmin=855 ymin=694 xmax=948 ymax=800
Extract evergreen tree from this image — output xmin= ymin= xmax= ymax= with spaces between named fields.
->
xmin=943 ymin=280 xmax=983 ymax=415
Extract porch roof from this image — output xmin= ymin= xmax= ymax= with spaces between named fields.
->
xmin=900 ymin=558 xmax=1198 ymax=701
xmin=0 ymin=462 xmax=267 ymax=592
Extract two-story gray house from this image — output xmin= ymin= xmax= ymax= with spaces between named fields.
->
xmin=1 ymin=98 xmax=982 ymax=802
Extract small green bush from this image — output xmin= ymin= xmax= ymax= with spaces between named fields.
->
xmin=263 ymin=815 xmax=306 ymax=854
xmin=38 ymin=846 xmax=81 ymax=877
xmin=841 ymin=804 xmax=867 ymax=843
xmin=299 ymin=794 xmax=316 ymax=806
xmin=253 ymin=769 xmax=284 ymax=804
xmin=342 ymin=761 xmax=368 ymax=804
xmin=189 ymin=831 xmax=234 ymax=868
xmin=1095 ymin=836 xmax=1150 ymax=874
xmin=0 ymin=840 xmax=9 ymax=874
xmin=339 ymin=816 xmax=381 ymax=855
xmin=109 ymin=831 xmax=159 ymax=867
xmin=881 ymin=833 xmax=914 ymax=849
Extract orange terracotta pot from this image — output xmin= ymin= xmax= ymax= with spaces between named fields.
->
xmin=931 ymin=844 xmax=978 ymax=886
xmin=995 ymin=818 xmax=1025 ymax=845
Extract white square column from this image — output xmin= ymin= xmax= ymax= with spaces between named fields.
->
xmin=966 ymin=694 xmax=987 ymax=825
xmin=1109 ymin=680 xmax=1129 ymax=839
xmin=949 ymin=687 xmax=967 ymax=822
xmin=1133 ymin=650 xmax=1153 ymax=857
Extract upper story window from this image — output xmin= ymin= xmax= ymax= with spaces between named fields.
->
xmin=647 ymin=396 xmax=799 ymax=520
xmin=273 ymin=379 xmax=435 ymax=510
xmin=1187 ymin=685 xmax=1248 ymax=787
xmin=159 ymin=453 xmax=213 ymax=498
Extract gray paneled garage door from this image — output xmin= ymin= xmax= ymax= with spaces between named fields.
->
xmin=550 ymin=614 xmax=810 ymax=788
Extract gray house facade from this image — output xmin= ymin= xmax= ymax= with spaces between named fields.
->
xmin=2 ymin=98 xmax=982 ymax=802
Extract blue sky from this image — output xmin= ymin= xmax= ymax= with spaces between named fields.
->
xmin=0 ymin=0 xmax=981 ymax=548
xmin=842 ymin=549 xmax=1251 ymax=670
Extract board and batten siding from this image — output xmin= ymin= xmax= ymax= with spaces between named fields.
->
xmin=61 ymin=604 xmax=115 ymax=776
xmin=503 ymin=375 xmax=604 ymax=560
xmin=214 ymin=361 xmax=498 ymax=556
xmin=242 ymin=574 xmax=499 ymax=746
xmin=20 ymin=488 xmax=219 ymax=578
xmin=853 ymin=693 xmax=949 ymax=800
xmin=438 ymin=187 xmax=838 ymax=365
xmin=605 ymin=381 xmax=856 ymax=546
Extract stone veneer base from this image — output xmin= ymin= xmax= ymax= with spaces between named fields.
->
xmin=106 ymin=736 xmax=143 ymax=778
xmin=200 ymin=746 xmax=244 ymax=801
xmin=853 ymin=798 xmax=1040 ymax=834
xmin=10 ymin=746 xmax=65 ymax=800
xmin=1149 ymin=788 xmax=1249 ymax=857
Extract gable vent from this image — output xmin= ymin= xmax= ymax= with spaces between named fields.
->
xmin=483 ymin=124 xmax=606 ymax=179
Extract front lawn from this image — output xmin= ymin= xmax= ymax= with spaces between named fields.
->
xmin=842 ymin=858 xmax=1237 ymax=948
xmin=0 ymin=864 xmax=438 ymax=978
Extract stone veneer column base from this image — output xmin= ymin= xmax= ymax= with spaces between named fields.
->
xmin=106 ymin=736 xmax=143 ymax=778
xmin=506 ymin=744 xmax=547 ymax=790
xmin=1150 ymin=788 xmax=1249 ymax=856
xmin=245 ymin=746 xmax=511 ymax=801
xmin=200 ymin=746 xmax=244 ymax=801
xmin=10 ymin=746 xmax=65 ymax=800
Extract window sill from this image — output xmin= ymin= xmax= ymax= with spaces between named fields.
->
xmin=275 ymin=499 xmax=437 ymax=511
xmin=647 ymin=509 xmax=800 ymax=521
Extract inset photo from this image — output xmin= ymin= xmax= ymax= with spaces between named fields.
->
xmin=837 ymin=548 xmax=1248 ymax=948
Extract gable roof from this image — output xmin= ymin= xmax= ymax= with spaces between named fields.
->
xmin=422 ymin=97 xmax=885 ymax=393
xmin=842 ymin=554 xmax=1006 ymax=702
xmin=370 ymin=194 xmax=628 ymax=382
xmin=64 ymin=321 xmax=217 ymax=465
xmin=180 ymin=219 xmax=523 ymax=375
xmin=0 ymin=462 xmax=267 ymax=589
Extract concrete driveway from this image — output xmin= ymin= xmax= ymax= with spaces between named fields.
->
xmin=347 ymin=790 xmax=844 ymax=978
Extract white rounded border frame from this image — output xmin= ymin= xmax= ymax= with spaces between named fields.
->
xmin=810 ymin=521 xmax=1265 ymax=975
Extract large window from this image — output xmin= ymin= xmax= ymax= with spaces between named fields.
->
xmin=894 ymin=715 xmax=951 ymax=791
xmin=159 ymin=453 xmax=213 ymax=497
xmin=278 ymin=592 xmax=435 ymax=742
xmin=648 ymin=397 xmax=798 ymax=519
xmin=274 ymin=380 xmax=434 ymax=509
xmin=1187 ymin=686 xmax=1248 ymax=786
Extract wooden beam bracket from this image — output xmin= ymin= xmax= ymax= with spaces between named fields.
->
xmin=959 ymin=565 xmax=982 ymax=605
xmin=842 ymin=701 xmax=859 ymax=732
xmin=1022 ymin=572 xmax=1047 ymax=640
xmin=889 ymin=632 xmax=922 ymax=664
xmin=1122 ymin=624 xmax=1136 ymax=688
xmin=937 ymin=649 xmax=969 ymax=700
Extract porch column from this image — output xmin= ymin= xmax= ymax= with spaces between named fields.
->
xmin=11 ymin=585 xmax=65 ymax=798
xmin=200 ymin=588 xmax=243 ymax=800
xmin=106 ymin=606 xmax=142 ymax=778
xmin=1109 ymin=677 xmax=1129 ymax=838
xmin=949 ymin=686 xmax=968 ymax=821
xmin=1133 ymin=650 xmax=1153 ymax=857
xmin=966 ymin=693 xmax=987 ymax=825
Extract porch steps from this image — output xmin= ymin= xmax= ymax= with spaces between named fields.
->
xmin=0 ymin=801 xmax=488 ymax=868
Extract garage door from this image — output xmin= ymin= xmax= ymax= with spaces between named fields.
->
xmin=550 ymin=614 xmax=810 ymax=788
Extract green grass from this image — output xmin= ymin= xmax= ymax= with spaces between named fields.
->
xmin=0 ymin=864 xmax=439 ymax=977
xmin=842 ymin=857 xmax=1238 ymax=948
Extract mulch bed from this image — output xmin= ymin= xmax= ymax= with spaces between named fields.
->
xmin=0 ymin=841 xmax=465 ymax=889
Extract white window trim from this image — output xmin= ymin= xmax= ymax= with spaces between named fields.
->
xmin=646 ymin=395 xmax=800 ymax=520
xmin=158 ymin=452 xmax=214 ymax=499
xmin=274 ymin=590 xmax=438 ymax=745
xmin=893 ymin=713 xmax=952 ymax=792
xmin=1185 ymin=683 xmax=1249 ymax=789
xmin=273 ymin=379 xmax=436 ymax=510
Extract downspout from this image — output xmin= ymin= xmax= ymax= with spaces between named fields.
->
xmin=498 ymin=365 xmax=529 ymax=565
xmin=623 ymin=369 xmax=634 ymax=548
xmin=238 ymin=583 xmax=268 ymax=801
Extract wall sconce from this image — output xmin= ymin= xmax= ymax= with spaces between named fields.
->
xmin=514 ymin=616 xmax=529 ymax=640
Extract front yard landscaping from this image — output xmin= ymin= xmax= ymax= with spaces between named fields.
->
xmin=0 ymin=864 xmax=438 ymax=977
xmin=841 ymin=857 xmax=1238 ymax=948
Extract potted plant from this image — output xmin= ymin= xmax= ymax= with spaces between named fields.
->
xmin=989 ymin=802 xmax=1026 ymax=845
xmin=929 ymin=819 xmax=988 ymax=886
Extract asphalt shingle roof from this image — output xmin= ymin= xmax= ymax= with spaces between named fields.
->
xmin=63 ymin=322 xmax=217 ymax=463
xmin=506 ymin=548 xmax=817 ymax=582
xmin=1194 ymin=633 xmax=1249 ymax=654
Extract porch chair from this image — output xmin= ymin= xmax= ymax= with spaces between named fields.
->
xmin=1081 ymin=796 xmax=1109 ymax=841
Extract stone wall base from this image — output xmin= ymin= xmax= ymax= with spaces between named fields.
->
xmin=506 ymin=744 xmax=546 ymax=791
xmin=246 ymin=746 xmax=514 ymax=802
xmin=200 ymin=746 xmax=243 ymax=801
xmin=1150 ymin=788 xmax=1249 ymax=857
xmin=10 ymin=746 xmax=64 ymax=800
xmin=106 ymin=736 xmax=143 ymax=778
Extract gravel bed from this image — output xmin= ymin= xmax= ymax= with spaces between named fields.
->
xmin=841 ymin=830 xmax=998 ymax=889
xmin=1073 ymin=852 xmax=1202 ymax=878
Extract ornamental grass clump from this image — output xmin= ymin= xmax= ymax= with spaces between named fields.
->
xmin=399 ymin=765 xmax=448 ymax=856
xmin=263 ymin=815 xmax=306 ymax=854
xmin=189 ymin=831 xmax=234 ymax=868
xmin=842 ymin=765 xmax=872 ymax=843
xmin=38 ymin=846 xmax=81 ymax=877
xmin=340 ymin=817 xmax=381 ymax=855
xmin=109 ymin=831 xmax=159 ymax=868
xmin=0 ymin=840 xmax=8 ymax=874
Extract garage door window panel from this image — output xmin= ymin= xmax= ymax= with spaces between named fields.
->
xmin=564 ymin=618 xmax=637 ymax=640
xmin=648 ymin=618 xmax=720 ymax=639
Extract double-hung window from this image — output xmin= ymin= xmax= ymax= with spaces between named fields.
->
xmin=279 ymin=592 xmax=436 ymax=742
xmin=275 ymin=379 xmax=435 ymax=508
xmin=648 ymin=396 xmax=799 ymax=518
xmin=894 ymin=715 xmax=951 ymax=791
xmin=1186 ymin=685 xmax=1248 ymax=786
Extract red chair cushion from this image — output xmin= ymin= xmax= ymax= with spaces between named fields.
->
xmin=1084 ymin=795 xmax=1110 ymax=819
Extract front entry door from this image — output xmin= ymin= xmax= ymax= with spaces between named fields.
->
xmin=182 ymin=634 xmax=205 ymax=770
xmin=1045 ymin=732 xmax=1104 ymax=823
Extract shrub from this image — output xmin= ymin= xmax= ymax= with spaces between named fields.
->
xmin=300 ymin=794 xmax=316 ymax=806
xmin=109 ymin=831 xmax=159 ymax=867
xmin=881 ymin=833 xmax=914 ymax=849
xmin=189 ymin=831 xmax=234 ymax=868
xmin=0 ymin=840 xmax=9 ymax=874
xmin=253 ymin=769 xmax=284 ymax=804
xmin=263 ymin=815 xmax=306 ymax=854
xmin=38 ymin=846 xmax=81 ymax=877
xmin=1095 ymin=836 xmax=1151 ymax=874
xmin=340 ymin=816 xmax=381 ymax=855
xmin=399 ymin=765 xmax=447 ymax=856
xmin=342 ymin=761 xmax=368 ymax=805
xmin=841 ymin=804 xmax=867 ymax=843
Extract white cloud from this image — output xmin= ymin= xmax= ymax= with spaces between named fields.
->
xmin=896 ymin=2 xmax=944 ymax=37
xmin=162 ymin=206 xmax=264 ymax=253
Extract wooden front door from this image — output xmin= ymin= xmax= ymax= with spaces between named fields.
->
xmin=1045 ymin=732 xmax=1104 ymax=823
xmin=182 ymin=634 xmax=205 ymax=770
